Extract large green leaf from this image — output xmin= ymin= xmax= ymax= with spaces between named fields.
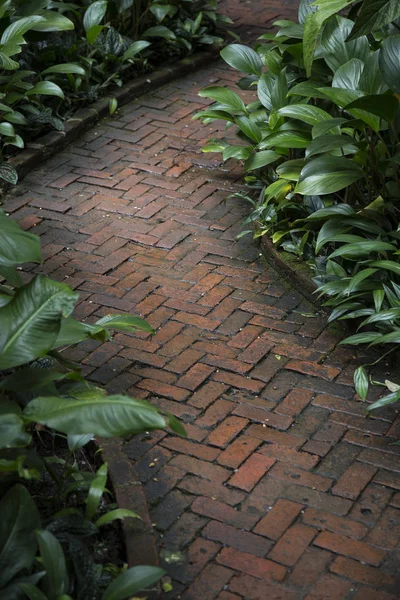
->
xmin=0 ymin=162 xmax=18 ymax=184
xmin=122 ymin=40 xmax=151 ymax=61
xmin=0 ymin=413 xmax=31 ymax=448
xmin=257 ymin=72 xmax=275 ymax=110
xmin=0 ymin=366 xmax=80 ymax=392
xmin=0 ymin=16 xmax=45 ymax=44
xmin=142 ymin=25 xmax=176 ymax=40
xmin=379 ymin=34 xmax=400 ymax=94
xmin=329 ymin=241 xmax=396 ymax=259
xmin=235 ymin=116 xmax=262 ymax=143
xmin=86 ymin=463 xmax=107 ymax=520
xmin=295 ymin=156 xmax=364 ymax=195
xmin=37 ymin=530 xmax=68 ymax=599
xmin=0 ymin=484 xmax=40 ymax=587
xmin=96 ymin=314 xmax=154 ymax=333
xmin=95 ymin=508 xmax=140 ymax=528
xmin=31 ymin=12 xmax=74 ymax=32
xmin=260 ymin=130 xmax=310 ymax=149
xmin=340 ymin=331 xmax=382 ymax=345
xmin=83 ymin=0 xmax=107 ymax=31
xmin=198 ymin=86 xmax=246 ymax=112
xmin=26 ymin=81 xmax=64 ymax=99
xmin=320 ymin=16 xmax=368 ymax=72
xmin=104 ymin=566 xmax=165 ymax=600
xmin=0 ymin=275 xmax=78 ymax=370
xmin=307 ymin=203 xmax=355 ymax=220
xmin=306 ymin=134 xmax=357 ymax=158
xmin=369 ymin=260 xmax=400 ymax=276
xmin=354 ymin=366 xmax=369 ymax=401
xmin=277 ymin=104 xmax=331 ymax=125
xmin=345 ymin=94 xmax=399 ymax=123
xmin=54 ymin=317 xmax=105 ymax=348
xmin=23 ymin=395 xmax=167 ymax=437
xmin=366 ymin=389 xmax=400 ymax=412
xmin=244 ymin=150 xmax=279 ymax=171
xmin=220 ymin=44 xmax=262 ymax=76
xmin=312 ymin=117 xmax=347 ymax=137
xmin=332 ymin=58 xmax=364 ymax=90
xmin=348 ymin=0 xmax=400 ymax=40
xmin=42 ymin=63 xmax=86 ymax=76
xmin=276 ymin=159 xmax=305 ymax=181
xmin=0 ymin=213 xmax=41 ymax=267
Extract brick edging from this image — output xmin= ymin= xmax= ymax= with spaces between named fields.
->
xmin=3 ymin=48 xmax=220 ymax=193
xmin=99 ymin=438 xmax=161 ymax=600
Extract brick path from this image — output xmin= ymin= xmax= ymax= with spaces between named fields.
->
xmin=6 ymin=0 xmax=400 ymax=597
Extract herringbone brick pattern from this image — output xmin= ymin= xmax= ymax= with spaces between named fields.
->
xmin=5 ymin=0 xmax=400 ymax=597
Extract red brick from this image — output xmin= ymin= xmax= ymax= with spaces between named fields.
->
xmin=188 ymin=381 xmax=229 ymax=409
xmin=352 ymin=588 xmax=398 ymax=600
xmin=181 ymin=538 xmax=221 ymax=582
xmin=182 ymin=563 xmax=233 ymax=600
xmin=268 ymin=524 xmax=317 ymax=566
xmin=203 ymin=521 xmax=272 ymax=557
xmin=229 ymin=325 xmax=264 ymax=349
xmin=241 ymin=301 xmax=287 ymax=320
xmin=213 ymin=370 xmax=265 ymax=393
xmin=169 ymin=455 xmax=230 ymax=483
xmin=192 ymin=497 xmax=257 ymax=530
xmin=217 ymin=547 xmax=287 ymax=582
xmin=196 ymin=399 xmax=234 ymax=428
xmin=239 ymin=338 xmax=274 ymax=364
xmin=332 ymin=462 xmax=377 ymax=500
xmin=345 ymin=430 xmax=400 ymax=455
xmin=367 ymin=506 xmax=400 ymax=549
xmin=302 ymin=440 xmax=332 ymax=457
xmin=229 ymin=454 xmax=275 ymax=491
xmin=173 ymin=311 xmax=219 ymax=330
xmin=258 ymin=443 xmax=319 ymax=469
xmin=313 ymin=531 xmax=386 ymax=566
xmin=275 ymin=388 xmax=314 ymax=417
xmin=176 ymin=363 xmax=215 ymax=390
xmin=177 ymin=475 xmax=245 ymax=506
xmin=218 ymin=435 xmax=261 ymax=468
xmin=330 ymin=556 xmax=397 ymax=587
xmin=288 ymin=547 xmax=332 ymax=587
xmin=232 ymin=404 xmax=293 ymax=430
xmin=166 ymin=348 xmax=205 ymax=373
xmin=136 ymin=379 xmax=189 ymax=401
xmin=304 ymin=573 xmax=353 ymax=600
xmin=247 ymin=424 xmax=306 ymax=448
xmin=302 ymin=508 xmax=368 ymax=539
xmin=268 ymin=462 xmax=333 ymax=492
xmin=207 ymin=416 xmax=248 ymax=448
xmin=254 ymin=499 xmax=303 ymax=540
xmin=286 ymin=360 xmax=340 ymax=381
xmin=202 ymin=354 xmax=252 ymax=375
xmin=160 ymin=437 xmax=220 ymax=461
xmin=229 ymin=574 xmax=297 ymax=600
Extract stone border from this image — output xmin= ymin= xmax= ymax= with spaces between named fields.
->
xmin=3 ymin=48 xmax=219 ymax=192
xmin=99 ymin=438 xmax=161 ymax=600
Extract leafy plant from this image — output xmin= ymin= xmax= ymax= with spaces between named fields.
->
xmin=195 ymin=0 xmax=400 ymax=415
xmin=0 ymin=210 xmax=184 ymax=598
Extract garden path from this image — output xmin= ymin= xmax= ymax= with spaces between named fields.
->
xmin=5 ymin=0 xmax=400 ymax=597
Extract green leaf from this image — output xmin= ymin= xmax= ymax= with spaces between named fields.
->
xmin=329 ymin=241 xmax=396 ymax=259
xmin=95 ymin=508 xmax=140 ymax=527
xmin=83 ymin=0 xmax=107 ymax=31
xmin=86 ymin=463 xmax=107 ymax=521
xmin=257 ymin=72 xmax=275 ymax=110
xmin=295 ymin=156 xmax=364 ymax=195
xmin=0 ymin=52 xmax=19 ymax=70
xmin=244 ymin=150 xmax=279 ymax=171
xmin=306 ymin=134 xmax=356 ymax=158
xmin=67 ymin=434 xmax=93 ymax=452
xmin=42 ymin=63 xmax=86 ymax=76
xmin=374 ymin=289 xmax=385 ymax=313
xmin=193 ymin=109 xmax=235 ymax=122
xmin=26 ymin=81 xmax=64 ymax=99
xmin=340 ymin=331 xmax=383 ymax=345
xmin=277 ymin=104 xmax=331 ymax=125
xmin=0 ymin=413 xmax=31 ymax=449
xmin=332 ymin=58 xmax=364 ymax=90
xmin=348 ymin=0 xmax=400 ymax=40
xmin=0 ymin=16 xmax=45 ymax=44
xmin=0 ymin=162 xmax=18 ymax=184
xmin=369 ymin=260 xmax=400 ymax=276
xmin=0 ymin=484 xmax=40 ymax=587
xmin=86 ymin=24 xmax=103 ymax=45
xmin=0 ymin=367 xmax=79 ymax=392
xmin=55 ymin=317 xmax=104 ymax=347
xmin=288 ymin=81 xmax=328 ymax=99
xmin=32 ymin=12 xmax=74 ymax=32
xmin=198 ymin=86 xmax=246 ymax=112
xmin=307 ymin=204 xmax=355 ymax=220
xmin=0 ymin=212 xmax=41 ymax=267
xmin=96 ymin=314 xmax=154 ymax=333
xmin=379 ymin=34 xmax=400 ymax=94
xmin=235 ymin=116 xmax=262 ymax=143
xmin=312 ymin=117 xmax=347 ymax=138
xmin=109 ymin=98 xmax=118 ymax=115
xmin=361 ymin=307 xmax=400 ymax=326
xmin=370 ymin=330 xmax=400 ymax=345
xmin=366 ymin=389 xmax=400 ymax=412
xmin=23 ymin=395 xmax=167 ymax=437
xmin=104 ymin=566 xmax=165 ymax=600
xmin=36 ymin=530 xmax=68 ymax=599
xmin=122 ymin=40 xmax=151 ymax=61
xmin=354 ymin=366 xmax=369 ymax=401
xmin=19 ymin=583 xmax=49 ymax=600
xmin=0 ymin=121 xmax=15 ymax=136
xmin=344 ymin=268 xmax=378 ymax=295
xmin=143 ymin=25 xmax=176 ymax=40
xmin=260 ymin=130 xmax=310 ymax=149
xmin=223 ymin=145 xmax=252 ymax=161
xmin=345 ymin=94 xmax=399 ymax=123
xmin=0 ymin=275 xmax=78 ymax=370
xmin=220 ymin=44 xmax=262 ymax=76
